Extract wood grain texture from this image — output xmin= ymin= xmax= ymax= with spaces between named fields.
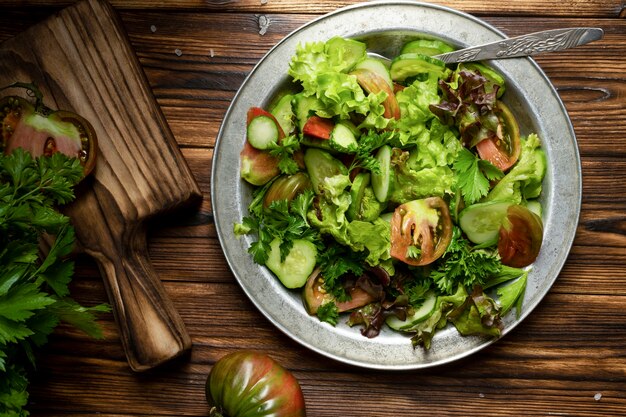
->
xmin=0 ymin=0 xmax=624 ymax=18
xmin=0 ymin=0 xmax=625 ymax=416
xmin=0 ymin=0 xmax=202 ymax=372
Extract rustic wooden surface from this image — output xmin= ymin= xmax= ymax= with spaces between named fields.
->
xmin=1 ymin=0 xmax=625 ymax=416
xmin=0 ymin=0 xmax=202 ymax=373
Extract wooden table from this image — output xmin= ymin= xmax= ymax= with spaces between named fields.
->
xmin=1 ymin=1 xmax=625 ymax=416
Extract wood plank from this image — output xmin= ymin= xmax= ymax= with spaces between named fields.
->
xmin=0 ymin=0 xmax=624 ymax=18
xmin=28 ymin=279 xmax=626 ymax=416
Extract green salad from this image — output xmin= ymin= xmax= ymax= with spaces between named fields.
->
xmin=234 ymin=36 xmax=546 ymax=349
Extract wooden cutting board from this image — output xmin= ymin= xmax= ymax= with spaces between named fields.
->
xmin=0 ymin=0 xmax=202 ymax=371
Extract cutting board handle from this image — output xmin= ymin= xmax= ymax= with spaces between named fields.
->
xmin=93 ymin=224 xmax=191 ymax=372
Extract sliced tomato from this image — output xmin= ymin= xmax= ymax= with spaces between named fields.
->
xmin=302 ymin=115 xmax=334 ymax=140
xmin=1 ymin=86 xmax=98 ymax=176
xmin=350 ymin=68 xmax=401 ymax=120
xmin=476 ymin=101 xmax=521 ymax=172
xmin=498 ymin=204 xmax=543 ymax=268
xmin=390 ymin=197 xmax=453 ymax=266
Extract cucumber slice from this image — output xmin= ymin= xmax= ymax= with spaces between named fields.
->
xmin=246 ymin=115 xmax=279 ymax=150
xmin=265 ymin=238 xmax=318 ymax=289
xmin=300 ymin=135 xmax=334 ymax=152
xmin=371 ymin=145 xmax=393 ymax=203
xmin=524 ymin=200 xmax=543 ymax=218
xmin=329 ymin=122 xmax=358 ymax=153
xmin=303 ymin=148 xmax=348 ymax=194
xmin=325 ymin=36 xmax=367 ymax=72
xmin=347 ymin=172 xmax=371 ymax=221
xmin=292 ymin=93 xmax=322 ymax=132
xmin=459 ymin=201 xmax=512 ymax=245
xmin=270 ymin=94 xmax=295 ymax=135
xmin=390 ymin=53 xmax=446 ymax=82
xmin=386 ymin=292 xmax=438 ymax=331
xmin=400 ymin=39 xmax=454 ymax=56
xmin=354 ymin=57 xmax=393 ymax=89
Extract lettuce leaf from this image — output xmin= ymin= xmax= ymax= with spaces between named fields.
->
xmin=307 ymin=174 xmax=390 ymax=266
xmin=484 ymin=133 xmax=545 ymax=204
xmin=288 ymin=38 xmax=390 ymax=127
xmin=389 ymin=148 xmax=456 ymax=204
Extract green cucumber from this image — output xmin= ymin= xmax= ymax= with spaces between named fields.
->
xmin=325 ymin=36 xmax=367 ymax=72
xmin=329 ymin=122 xmax=358 ymax=153
xmin=371 ymin=145 xmax=393 ymax=203
xmin=292 ymin=93 xmax=323 ymax=132
xmin=246 ymin=115 xmax=279 ymax=150
xmin=303 ymin=148 xmax=348 ymax=194
xmin=390 ymin=53 xmax=446 ymax=82
xmin=270 ymin=94 xmax=295 ymax=135
xmin=354 ymin=57 xmax=393 ymax=89
xmin=346 ymin=172 xmax=370 ymax=221
xmin=400 ymin=39 xmax=454 ymax=56
xmin=386 ymin=291 xmax=438 ymax=331
xmin=459 ymin=200 xmax=512 ymax=245
xmin=300 ymin=135 xmax=334 ymax=152
xmin=266 ymin=238 xmax=317 ymax=289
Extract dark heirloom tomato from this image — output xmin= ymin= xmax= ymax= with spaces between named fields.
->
xmin=206 ymin=351 xmax=306 ymax=417
xmin=475 ymin=101 xmax=521 ymax=172
xmin=498 ymin=204 xmax=543 ymax=268
xmin=0 ymin=82 xmax=97 ymax=175
xmin=390 ymin=197 xmax=453 ymax=266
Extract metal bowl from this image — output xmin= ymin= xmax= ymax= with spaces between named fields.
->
xmin=211 ymin=1 xmax=581 ymax=369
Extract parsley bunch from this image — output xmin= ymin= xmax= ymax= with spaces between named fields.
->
xmin=430 ymin=227 xmax=502 ymax=294
xmin=0 ymin=149 xmax=109 ymax=417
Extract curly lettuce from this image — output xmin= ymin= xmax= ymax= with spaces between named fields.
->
xmin=288 ymin=37 xmax=390 ymax=128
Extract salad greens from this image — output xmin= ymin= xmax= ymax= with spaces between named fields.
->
xmin=236 ymin=36 xmax=546 ymax=348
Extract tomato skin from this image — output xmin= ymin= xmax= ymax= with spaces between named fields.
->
xmin=475 ymin=101 xmax=520 ymax=172
xmin=390 ymin=197 xmax=453 ymax=266
xmin=498 ymin=205 xmax=543 ymax=268
xmin=302 ymin=115 xmax=334 ymax=140
xmin=206 ymin=351 xmax=306 ymax=417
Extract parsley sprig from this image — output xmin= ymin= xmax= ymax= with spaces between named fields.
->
xmin=430 ymin=227 xmax=502 ymax=294
xmin=453 ymin=147 xmax=503 ymax=205
xmin=239 ymin=188 xmax=321 ymax=265
xmin=0 ymin=149 xmax=109 ymax=416
xmin=348 ymin=129 xmax=395 ymax=174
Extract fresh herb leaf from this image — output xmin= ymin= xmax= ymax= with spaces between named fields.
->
xmin=430 ymin=227 xmax=502 ymax=294
xmin=317 ymin=243 xmax=365 ymax=300
xmin=454 ymin=147 xmax=503 ymax=205
xmin=242 ymin=187 xmax=320 ymax=266
xmin=349 ymin=129 xmax=395 ymax=174
xmin=0 ymin=149 xmax=108 ymax=416
xmin=316 ymin=302 xmax=339 ymax=326
xmin=268 ymin=134 xmax=300 ymax=175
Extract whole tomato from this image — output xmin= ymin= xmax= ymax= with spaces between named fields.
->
xmin=205 ymin=351 xmax=306 ymax=417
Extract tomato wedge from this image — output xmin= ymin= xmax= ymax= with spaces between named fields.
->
xmin=302 ymin=115 xmax=334 ymax=140
xmin=498 ymin=204 xmax=543 ymax=268
xmin=476 ymin=101 xmax=520 ymax=172
xmin=1 ymin=83 xmax=97 ymax=176
xmin=390 ymin=197 xmax=453 ymax=266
